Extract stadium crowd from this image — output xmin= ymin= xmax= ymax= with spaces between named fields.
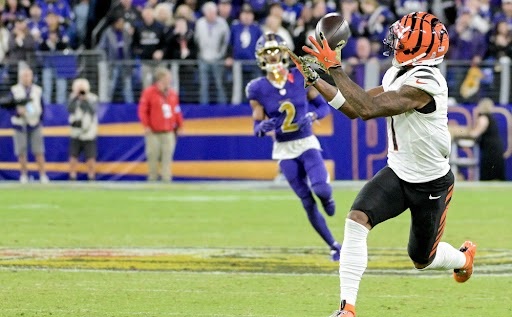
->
xmin=0 ymin=0 xmax=511 ymax=105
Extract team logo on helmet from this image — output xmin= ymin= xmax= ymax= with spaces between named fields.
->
xmin=383 ymin=12 xmax=449 ymax=67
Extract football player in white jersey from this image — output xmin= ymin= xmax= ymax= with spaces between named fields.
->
xmin=288 ymin=12 xmax=477 ymax=317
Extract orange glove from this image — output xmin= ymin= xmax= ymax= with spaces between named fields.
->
xmin=302 ymin=32 xmax=342 ymax=72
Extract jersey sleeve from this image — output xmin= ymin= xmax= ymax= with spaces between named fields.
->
xmin=245 ymin=78 xmax=259 ymax=101
xmin=403 ymin=67 xmax=445 ymax=96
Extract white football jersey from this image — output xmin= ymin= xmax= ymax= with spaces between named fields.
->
xmin=381 ymin=65 xmax=451 ymax=183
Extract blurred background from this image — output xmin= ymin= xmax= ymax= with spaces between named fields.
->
xmin=0 ymin=0 xmax=510 ymax=181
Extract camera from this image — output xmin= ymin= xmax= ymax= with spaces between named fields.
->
xmin=71 ymin=120 xmax=82 ymax=128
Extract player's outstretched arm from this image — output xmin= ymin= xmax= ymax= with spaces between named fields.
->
xmin=303 ymin=35 xmax=433 ymax=120
xmin=328 ymin=68 xmax=432 ymax=120
xmin=287 ymin=47 xmax=360 ymax=119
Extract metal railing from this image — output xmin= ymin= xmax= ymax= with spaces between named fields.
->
xmin=1 ymin=51 xmax=510 ymax=106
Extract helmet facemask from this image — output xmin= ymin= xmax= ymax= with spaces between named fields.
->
xmin=383 ymin=13 xmax=449 ymax=67
xmin=255 ymin=34 xmax=290 ymax=85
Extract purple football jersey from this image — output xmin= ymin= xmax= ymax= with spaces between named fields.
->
xmin=246 ymin=68 xmax=313 ymax=142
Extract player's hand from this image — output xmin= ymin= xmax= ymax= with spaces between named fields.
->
xmin=297 ymin=112 xmax=317 ymax=130
xmin=287 ymin=48 xmax=320 ymax=88
xmin=254 ymin=118 xmax=277 ymax=136
xmin=302 ymin=32 xmax=344 ymax=72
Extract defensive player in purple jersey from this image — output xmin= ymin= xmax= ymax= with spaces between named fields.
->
xmin=246 ymin=33 xmax=341 ymax=261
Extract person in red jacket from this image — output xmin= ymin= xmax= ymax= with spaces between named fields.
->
xmin=138 ymin=67 xmax=184 ymax=182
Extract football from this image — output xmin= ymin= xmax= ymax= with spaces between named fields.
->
xmin=315 ymin=12 xmax=351 ymax=50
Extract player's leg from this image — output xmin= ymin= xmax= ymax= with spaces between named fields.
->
xmin=301 ymin=149 xmax=335 ymax=216
xmin=336 ymin=167 xmax=408 ymax=316
xmin=407 ymin=170 xmax=476 ymax=282
xmin=279 ymin=158 xmax=341 ymax=256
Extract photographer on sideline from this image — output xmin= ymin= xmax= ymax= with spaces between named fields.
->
xmin=67 ymin=78 xmax=98 ymax=181
xmin=7 ymin=67 xmax=49 ymax=183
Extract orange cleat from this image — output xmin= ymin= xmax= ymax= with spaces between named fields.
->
xmin=328 ymin=311 xmax=355 ymax=317
xmin=453 ymin=240 xmax=477 ymax=283
xmin=328 ymin=301 xmax=356 ymax=317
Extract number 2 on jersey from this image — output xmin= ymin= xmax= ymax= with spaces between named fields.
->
xmin=279 ymin=102 xmax=299 ymax=133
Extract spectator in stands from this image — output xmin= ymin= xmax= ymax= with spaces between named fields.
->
xmin=67 ymin=78 xmax=98 ymax=181
xmin=138 ymin=67 xmax=184 ymax=182
xmin=7 ymin=15 xmax=37 ymax=83
xmin=163 ymin=16 xmax=196 ymax=60
xmin=246 ymin=0 xmax=267 ymax=22
xmin=154 ymin=2 xmax=174 ymax=35
xmin=282 ymin=0 xmax=304 ymax=31
xmin=492 ymin=0 xmax=512 ymax=30
xmin=162 ymin=16 xmax=196 ymax=103
xmin=132 ymin=6 xmax=165 ymax=88
xmin=9 ymin=67 xmax=49 ymax=183
xmin=145 ymin=0 xmax=159 ymax=9
xmin=183 ymin=0 xmax=200 ymax=19
xmin=461 ymin=0 xmax=492 ymax=35
xmin=448 ymin=9 xmax=488 ymax=100
xmin=487 ymin=21 xmax=512 ymax=60
xmin=262 ymin=15 xmax=295 ymax=52
xmin=226 ymin=4 xmax=262 ymax=101
xmin=345 ymin=37 xmax=378 ymax=87
xmin=174 ymin=4 xmax=197 ymax=28
xmin=291 ymin=1 xmax=314 ymax=56
xmin=394 ymin=0 xmax=429 ymax=17
xmin=0 ymin=20 xmax=9 ymax=83
xmin=19 ymin=0 xmax=32 ymax=14
xmin=2 ymin=0 xmax=27 ymax=30
xmin=107 ymin=0 xmax=141 ymax=35
xmin=450 ymin=98 xmax=505 ymax=181
xmin=40 ymin=11 xmax=70 ymax=104
xmin=27 ymin=3 xmax=45 ymax=44
xmin=194 ymin=1 xmax=229 ymax=105
xmin=72 ymin=0 xmax=89 ymax=47
xmin=218 ymin=0 xmax=235 ymax=25
xmin=40 ymin=0 xmax=73 ymax=24
xmin=358 ymin=0 xmax=395 ymax=57
xmin=337 ymin=0 xmax=363 ymax=59
xmin=96 ymin=15 xmax=134 ymax=103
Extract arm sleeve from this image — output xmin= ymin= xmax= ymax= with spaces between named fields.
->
xmin=308 ymin=94 xmax=330 ymax=120
xmin=138 ymin=90 xmax=150 ymax=127
xmin=245 ymin=79 xmax=258 ymax=101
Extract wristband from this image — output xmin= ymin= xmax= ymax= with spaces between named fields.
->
xmin=328 ymin=90 xmax=346 ymax=109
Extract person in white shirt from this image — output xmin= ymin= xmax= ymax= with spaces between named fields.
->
xmin=9 ymin=67 xmax=49 ymax=184
xmin=290 ymin=12 xmax=476 ymax=317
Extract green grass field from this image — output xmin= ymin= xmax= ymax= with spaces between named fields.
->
xmin=0 ymin=182 xmax=511 ymax=317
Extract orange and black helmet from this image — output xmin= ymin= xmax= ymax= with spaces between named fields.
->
xmin=383 ymin=12 xmax=449 ymax=67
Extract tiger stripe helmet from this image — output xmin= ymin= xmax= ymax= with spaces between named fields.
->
xmin=383 ymin=12 xmax=449 ymax=67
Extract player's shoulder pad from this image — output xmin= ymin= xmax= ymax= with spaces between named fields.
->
xmin=403 ymin=66 xmax=446 ymax=95
xmin=245 ymin=77 xmax=263 ymax=100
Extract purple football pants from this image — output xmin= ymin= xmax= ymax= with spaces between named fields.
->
xmin=279 ymin=148 xmax=337 ymax=248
